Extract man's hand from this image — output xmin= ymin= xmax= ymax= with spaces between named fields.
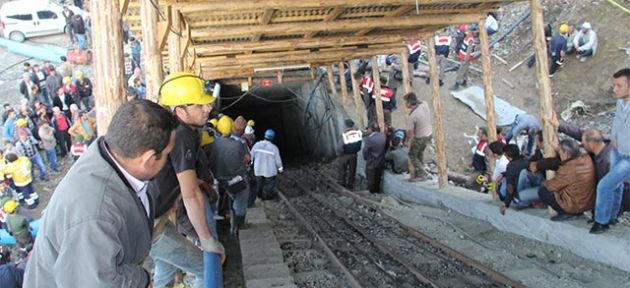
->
xmin=529 ymin=162 xmax=538 ymax=174
xmin=200 ymin=237 xmax=226 ymax=264
xmin=549 ymin=111 xmax=560 ymax=129
xmin=499 ymin=204 xmax=507 ymax=216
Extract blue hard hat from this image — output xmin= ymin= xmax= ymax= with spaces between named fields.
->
xmin=394 ymin=130 xmax=405 ymax=139
xmin=264 ymin=129 xmax=275 ymax=139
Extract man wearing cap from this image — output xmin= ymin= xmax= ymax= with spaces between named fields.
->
xmin=251 ymin=129 xmax=284 ymax=200
xmin=337 ymin=119 xmax=362 ymax=189
xmin=149 ymin=72 xmax=224 ymax=288
xmin=573 ymin=22 xmax=598 ymax=62
xmin=549 ymin=24 xmax=569 ymax=77
xmin=385 ymin=130 xmax=409 ymax=174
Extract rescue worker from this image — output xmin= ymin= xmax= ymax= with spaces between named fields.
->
xmin=4 ymin=153 xmax=38 ymax=208
xmin=251 ymin=129 xmax=283 ymax=200
xmin=426 ymin=30 xmax=451 ymax=86
xmin=25 ymin=100 xmax=178 ymax=287
xmin=549 ymin=24 xmax=569 ymax=77
xmin=149 ymin=72 xmax=224 ymax=288
xmin=205 ymin=115 xmax=251 ymax=234
xmin=3 ymin=200 xmax=32 ymax=256
xmin=337 ymin=119 xmax=362 ymax=189
xmin=450 ymin=25 xmax=476 ymax=91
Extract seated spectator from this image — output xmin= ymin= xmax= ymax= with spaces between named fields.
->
xmin=565 ymin=23 xmax=578 ymax=54
xmin=504 ymin=113 xmax=541 ymax=156
xmin=487 ymin=141 xmax=508 ymax=196
xmin=499 ymin=144 xmax=539 ymax=215
xmin=538 ymin=139 xmax=596 ymax=221
xmin=471 ymin=127 xmax=489 ymax=173
xmin=573 ymin=22 xmax=597 ymax=62
xmin=385 ymin=130 xmax=409 ymax=174
xmin=518 ymin=131 xmax=559 ymax=196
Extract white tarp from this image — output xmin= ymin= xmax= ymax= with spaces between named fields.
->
xmin=450 ymin=86 xmax=526 ymax=126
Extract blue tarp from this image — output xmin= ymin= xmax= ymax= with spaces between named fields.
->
xmin=0 ymin=219 xmax=40 ymax=245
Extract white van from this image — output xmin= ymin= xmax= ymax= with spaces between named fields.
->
xmin=0 ymin=0 xmax=83 ymax=42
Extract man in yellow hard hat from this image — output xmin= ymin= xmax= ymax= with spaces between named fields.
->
xmin=549 ymin=24 xmax=569 ymax=77
xmin=74 ymin=70 xmax=93 ymax=110
xmin=149 ymin=72 xmax=223 ymax=288
xmin=3 ymin=199 xmax=33 ymax=256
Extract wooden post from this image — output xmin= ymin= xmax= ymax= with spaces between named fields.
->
xmin=479 ymin=18 xmax=499 ymax=199
xmin=338 ymin=62 xmax=348 ymax=105
xmin=91 ymin=0 xmax=125 ymax=135
xmin=277 ymin=71 xmax=283 ymax=83
xmin=349 ymin=62 xmax=365 ymax=128
xmin=530 ymin=0 xmax=557 ymax=178
xmin=399 ymin=47 xmax=411 ymax=122
xmin=371 ymin=56 xmax=386 ymax=133
xmin=326 ymin=66 xmax=337 ymax=95
xmin=427 ymin=37 xmax=448 ymax=188
xmin=140 ymin=0 xmax=164 ymax=101
xmin=167 ymin=10 xmax=183 ymax=73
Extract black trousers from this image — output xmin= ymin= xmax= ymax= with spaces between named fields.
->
xmin=549 ymin=55 xmax=562 ymax=75
xmin=337 ymin=154 xmax=357 ymax=189
xmin=366 ymin=166 xmax=384 ymax=194
xmin=538 ymin=186 xmax=566 ymax=214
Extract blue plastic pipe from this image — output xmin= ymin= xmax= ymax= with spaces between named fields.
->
xmin=0 ymin=38 xmax=65 ymax=64
xmin=204 ymin=196 xmax=223 ymax=288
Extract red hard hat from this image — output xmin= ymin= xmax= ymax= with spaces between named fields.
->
xmin=458 ymin=24 xmax=468 ymax=32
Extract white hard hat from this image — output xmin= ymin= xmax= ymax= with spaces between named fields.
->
xmin=582 ymin=22 xmax=592 ymax=30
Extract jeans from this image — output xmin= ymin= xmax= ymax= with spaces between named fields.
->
xmin=499 ymin=178 xmax=507 ymax=200
xmin=538 ymin=186 xmax=566 ymax=214
xmin=150 ymin=222 xmax=204 ymax=288
xmin=30 ymin=153 xmax=46 ymax=180
xmin=409 ymin=136 xmax=431 ymax=177
xmin=44 ymin=149 xmax=58 ymax=171
xmin=517 ymin=169 xmax=544 ymax=193
xmin=227 ymin=183 xmax=249 ymax=217
xmin=579 ymin=48 xmax=594 ymax=58
xmin=505 ymin=124 xmax=536 ymax=156
xmin=79 ymin=96 xmax=92 ymax=110
xmin=257 ymin=176 xmax=277 ymax=200
xmin=594 ymin=149 xmax=630 ymax=224
xmin=76 ymin=33 xmax=86 ymax=50
xmin=337 ymin=154 xmax=357 ymax=189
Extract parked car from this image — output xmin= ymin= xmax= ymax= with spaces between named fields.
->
xmin=0 ymin=0 xmax=83 ymax=42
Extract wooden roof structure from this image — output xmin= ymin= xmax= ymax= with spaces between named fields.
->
xmin=121 ymin=0 xmax=523 ymax=80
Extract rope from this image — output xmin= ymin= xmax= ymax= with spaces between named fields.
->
xmin=607 ymin=0 xmax=630 ymax=14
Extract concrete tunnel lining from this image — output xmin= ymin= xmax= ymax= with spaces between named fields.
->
xmin=217 ymin=76 xmax=345 ymax=160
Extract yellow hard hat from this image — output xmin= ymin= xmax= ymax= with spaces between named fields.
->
xmin=201 ymin=130 xmax=215 ymax=146
xmin=75 ymin=70 xmax=84 ymax=79
xmin=63 ymin=76 xmax=72 ymax=85
xmin=15 ymin=118 xmax=27 ymax=127
xmin=209 ymin=118 xmax=218 ymax=127
xmin=247 ymin=120 xmax=255 ymax=127
xmin=159 ymin=72 xmax=215 ymax=106
xmin=3 ymin=199 xmax=18 ymax=214
xmin=559 ymin=24 xmax=569 ymax=34
xmin=217 ymin=115 xmax=234 ymax=137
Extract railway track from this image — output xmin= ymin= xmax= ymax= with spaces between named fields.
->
xmin=273 ymin=167 xmax=525 ymax=288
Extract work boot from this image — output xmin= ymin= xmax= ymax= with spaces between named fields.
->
xmin=589 ymin=222 xmax=609 ymax=234
xmin=236 ymin=215 xmax=247 ymax=230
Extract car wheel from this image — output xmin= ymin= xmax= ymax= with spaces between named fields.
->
xmin=9 ymin=31 xmax=25 ymax=42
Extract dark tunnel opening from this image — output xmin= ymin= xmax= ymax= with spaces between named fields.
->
xmin=216 ymin=78 xmax=342 ymax=161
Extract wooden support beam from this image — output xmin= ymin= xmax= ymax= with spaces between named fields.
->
xmin=180 ymin=24 xmax=191 ymax=60
xmin=427 ymin=36 xmax=448 ymax=188
xmin=530 ymin=0 xmax=557 ymax=175
xmin=277 ymin=71 xmax=283 ymax=83
xmin=356 ymin=5 xmax=415 ymax=36
xmin=168 ymin=10 xmax=183 ymax=72
xmin=92 ymin=0 xmax=126 ymax=135
xmin=479 ymin=18 xmax=498 ymax=199
xmin=326 ymin=66 xmax=337 ymax=95
xmin=120 ymin=0 xmax=130 ymax=15
xmin=156 ymin=5 xmax=172 ymax=51
xmin=140 ymin=0 xmax=164 ymax=101
xmin=399 ymin=47 xmax=411 ymax=122
xmin=195 ymin=32 xmax=425 ymax=55
xmin=169 ymin=0 xmax=519 ymax=13
xmin=349 ymin=62 xmax=365 ymax=128
xmin=252 ymin=9 xmax=275 ymax=42
xmin=304 ymin=6 xmax=345 ymax=38
xmin=192 ymin=14 xmax=484 ymax=39
xmin=338 ymin=62 xmax=348 ymax=105
xmin=371 ymin=56 xmax=386 ymax=133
